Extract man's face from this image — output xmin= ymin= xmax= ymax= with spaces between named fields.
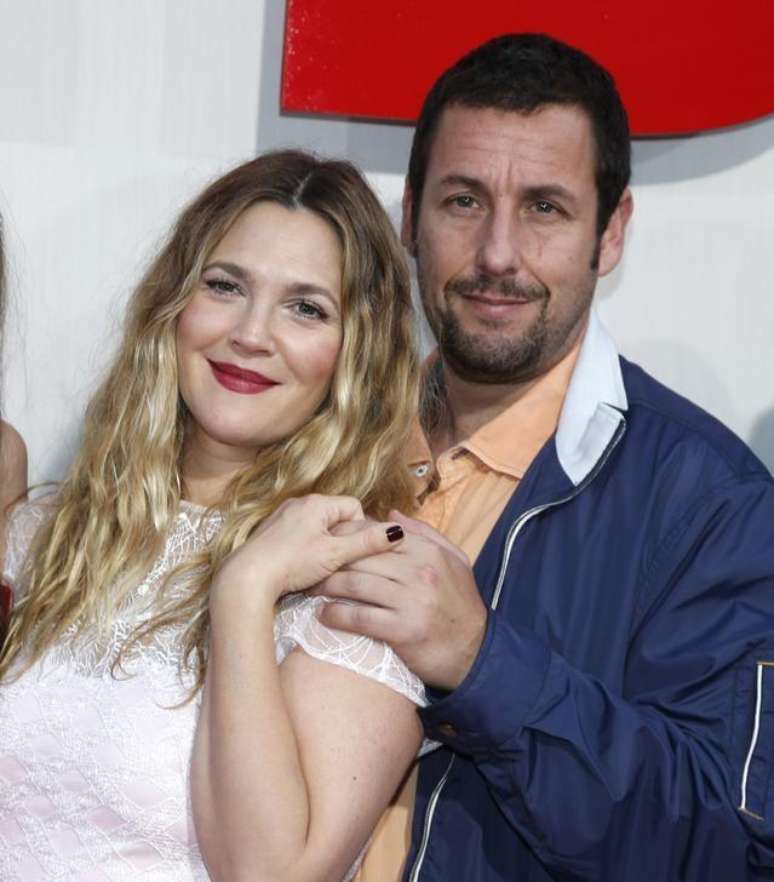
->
xmin=403 ymin=104 xmax=631 ymax=384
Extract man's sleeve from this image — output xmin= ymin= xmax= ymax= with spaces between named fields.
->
xmin=419 ymin=477 xmax=774 ymax=881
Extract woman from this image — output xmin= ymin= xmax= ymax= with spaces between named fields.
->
xmin=0 ymin=214 xmax=27 ymax=564
xmin=0 ymin=150 xmax=424 ymax=882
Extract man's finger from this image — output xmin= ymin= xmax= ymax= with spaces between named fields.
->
xmin=314 ymin=571 xmax=403 ymax=610
xmin=317 ymin=597 xmax=398 ymax=643
xmin=389 ymin=510 xmax=470 ymax=565
xmin=334 ymin=546 xmax=417 ymax=582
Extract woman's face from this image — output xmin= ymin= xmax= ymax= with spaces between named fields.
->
xmin=176 ymin=202 xmax=344 ymax=460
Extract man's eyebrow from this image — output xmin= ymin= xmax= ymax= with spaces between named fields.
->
xmin=437 ymin=174 xmax=487 ymax=192
xmin=522 ymin=184 xmax=579 ymax=206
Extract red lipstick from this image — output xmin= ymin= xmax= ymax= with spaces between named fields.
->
xmin=208 ymin=360 xmax=279 ymax=395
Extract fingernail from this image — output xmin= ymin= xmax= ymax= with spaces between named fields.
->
xmin=386 ymin=525 xmax=404 ymax=543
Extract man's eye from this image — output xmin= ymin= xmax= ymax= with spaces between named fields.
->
xmin=534 ymin=201 xmax=557 ymax=214
xmin=449 ymin=195 xmax=478 ymax=210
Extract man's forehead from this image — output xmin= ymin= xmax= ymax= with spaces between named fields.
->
xmin=425 ymin=103 xmax=596 ymax=187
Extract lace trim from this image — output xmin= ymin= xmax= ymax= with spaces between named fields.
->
xmin=3 ymin=499 xmax=428 ymax=707
xmin=3 ymin=498 xmax=220 ymax=676
xmin=275 ymin=594 xmax=426 ymax=706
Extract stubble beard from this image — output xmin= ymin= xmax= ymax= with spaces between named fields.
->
xmin=415 ymin=260 xmax=548 ymax=384
xmin=435 ymin=295 xmax=550 ymax=384
xmin=416 ymin=259 xmax=596 ymax=386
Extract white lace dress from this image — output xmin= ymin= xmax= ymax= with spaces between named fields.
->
xmin=0 ymin=499 xmax=426 ymax=882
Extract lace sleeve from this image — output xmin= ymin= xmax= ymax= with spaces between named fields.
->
xmin=274 ymin=593 xmax=427 ymax=707
xmin=2 ymin=496 xmax=54 ymax=594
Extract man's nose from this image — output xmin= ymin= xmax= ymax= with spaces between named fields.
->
xmin=475 ymin=209 xmax=522 ymax=277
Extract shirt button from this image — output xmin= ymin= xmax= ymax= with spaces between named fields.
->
xmin=438 ymin=722 xmax=458 ymax=739
xmin=414 ymin=463 xmax=430 ymax=478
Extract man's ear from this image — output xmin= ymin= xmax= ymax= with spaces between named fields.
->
xmin=597 ymin=188 xmax=634 ymax=278
xmin=400 ymin=180 xmax=416 ymax=256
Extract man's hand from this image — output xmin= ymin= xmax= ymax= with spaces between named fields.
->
xmin=313 ymin=510 xmax=488 ymax=691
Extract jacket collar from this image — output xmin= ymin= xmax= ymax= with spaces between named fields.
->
xmin=555 ymin=309 xmax=628 ymax=486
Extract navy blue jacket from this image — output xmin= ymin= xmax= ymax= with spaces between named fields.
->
xmin=405 ymin=315 xmax=774 ymax=882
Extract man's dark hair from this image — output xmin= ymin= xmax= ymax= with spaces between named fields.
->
xmin=407 ymin=33 xmax=631 ymax=236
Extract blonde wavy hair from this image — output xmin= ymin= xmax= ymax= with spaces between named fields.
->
xmin=0 ymin=150 xmax=419 ymax=691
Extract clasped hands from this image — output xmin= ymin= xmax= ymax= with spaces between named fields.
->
xmin=209 ymin=495 xmax=488 ymax=691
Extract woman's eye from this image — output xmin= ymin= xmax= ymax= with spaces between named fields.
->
xmin=292 ymin=300 xmax=327 ymax=321
xmin=205 ymin=278 xmax=242 ymax=297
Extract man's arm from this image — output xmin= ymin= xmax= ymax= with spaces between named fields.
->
xmin=318 ymin=483 xmax=774 ymax=881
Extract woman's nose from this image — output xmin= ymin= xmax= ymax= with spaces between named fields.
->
xmin=229 ymin=301 xmax=276 ymax=355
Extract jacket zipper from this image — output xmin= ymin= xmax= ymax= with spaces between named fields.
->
xmin=407 ymin=419 xmax=626 ymax=881
xmin=407 ymin=753 xmax=456 ymax=882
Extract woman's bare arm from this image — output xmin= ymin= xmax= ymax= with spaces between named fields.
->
xmin=190 ymin=495 xmax=423 ymax=882
xmin=192 ymin=611 xmax=421 ymax=882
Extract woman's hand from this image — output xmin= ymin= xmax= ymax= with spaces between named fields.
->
xmin=210 ymin=494 xmax=404 ymax=613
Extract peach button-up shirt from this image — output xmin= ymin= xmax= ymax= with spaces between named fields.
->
xmin=355 ymin=337 xmax=582 ymax=882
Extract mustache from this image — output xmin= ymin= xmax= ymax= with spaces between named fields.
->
xmin=445 ymin=274 xmax=546 ymax=301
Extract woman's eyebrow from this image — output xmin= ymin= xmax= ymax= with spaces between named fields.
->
xmin=202 ymin=260 xmax=253 ymax=283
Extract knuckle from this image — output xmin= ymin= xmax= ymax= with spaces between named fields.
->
xmin=429 ymin=544 xmax=446 ymax=566
xmin=404 ymin=618 xmax=426 ymax=645
xmin=318 ymin=601 xmax=338 ymax=626
xmin=418 ymin=563 xmax=440 ymax=588
xmin=395 ymin=619 xmax=413 ymax=643
xmin=325 ymin=571 xmax=357 ymax=598
xmin=350 ymin=603 xmax=371 ymax=632
xmin=367 ymin=525 xmax=387 ymax=550
xmin=339 ymin=572 xmax=359 ymax=597
xmin=320 ymin=572 xmax=341 ymax=594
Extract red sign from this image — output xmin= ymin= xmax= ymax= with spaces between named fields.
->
xmin=281 ymin=0 xmax=773 ymax=135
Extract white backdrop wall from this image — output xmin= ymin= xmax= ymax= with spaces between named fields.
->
xmin=1 ymin=0 xmax=773 ymax=485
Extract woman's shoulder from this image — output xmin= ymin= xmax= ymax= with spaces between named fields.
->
xmin=274 ymin=594 xmax=427 ymax=708
xmin=0 ymin=420 xmax=27 ymax=497
xmin=0 ymin=421 xmax=30 ymax=571
xmin=7 ymin=491 xmax=56 ymax=526
xmin=2 ymin=492 xmax=57 ymax=587
xmin=0 ymin=420 xmax=26 ymax=450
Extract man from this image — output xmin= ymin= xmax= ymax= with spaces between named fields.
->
xmin=318 ymin=34 xmax=774 ymax=880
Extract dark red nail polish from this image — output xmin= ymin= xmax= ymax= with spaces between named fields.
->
xmin=386 ymin=525 xmax=404 ymax=542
